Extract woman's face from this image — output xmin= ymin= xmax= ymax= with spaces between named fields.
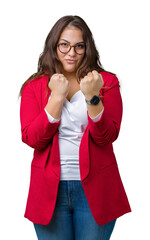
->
xmin=57 ymin=27 xmax=85 ymax=76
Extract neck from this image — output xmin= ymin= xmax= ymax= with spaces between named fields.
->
xmin=63 ymin=71 xmax=77 ymax=82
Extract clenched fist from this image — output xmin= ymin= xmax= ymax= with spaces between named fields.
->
xmin=48 ymin=73 xmax=70 ymax=100
xmin=80 ymin=70 xmax=103 ymax=100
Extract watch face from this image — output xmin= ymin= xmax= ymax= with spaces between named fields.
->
xmin=91 ymin=96 xmax=100 ymax=105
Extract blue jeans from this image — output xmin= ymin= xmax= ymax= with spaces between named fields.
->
xmin=34 ymin=181 xmax=116 ymax=240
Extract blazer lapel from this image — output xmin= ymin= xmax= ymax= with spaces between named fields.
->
xmin=79 ymin=127 xmax=90 ymax=182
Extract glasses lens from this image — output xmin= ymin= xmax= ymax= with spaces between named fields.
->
xmin=58 ymin=43 xmax=70 ymax=53
xmin=75 ymin=44 xmax=85 ymax=54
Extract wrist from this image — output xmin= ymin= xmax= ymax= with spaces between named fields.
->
xmin=84 ymin=92 xmax=100 ymax=100
xmin=85 ymin=93 xmax=101 ymax=106
xmin=87 ymin=101 xmax=104 ymax=118
xmin=50 ymin=92 xmax=66 ymax=102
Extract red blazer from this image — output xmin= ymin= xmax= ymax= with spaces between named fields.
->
xmin=20 ymin=71 xmax=131 ymax=226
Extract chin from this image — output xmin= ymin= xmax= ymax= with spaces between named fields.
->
xmin=64 ymin=67 xmax=77 ymax=74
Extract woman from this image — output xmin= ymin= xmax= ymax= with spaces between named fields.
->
xmin=20 ymin=15 xmax=131 ymax=240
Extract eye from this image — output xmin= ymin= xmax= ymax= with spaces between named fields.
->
xmin=59 ymin=42 xmax=69 ymax=48
xmin=75 ymin=44 xmax=85 ymax=49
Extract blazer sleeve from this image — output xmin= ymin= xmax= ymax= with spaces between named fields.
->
xmin=88 ymin=74 xmax=123 ymax=145
xmin=20 ymin=82 xmax=60 ymax=151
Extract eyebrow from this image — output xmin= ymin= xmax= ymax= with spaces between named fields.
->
xmin=60 ymin=39 xmax=85 ymax=44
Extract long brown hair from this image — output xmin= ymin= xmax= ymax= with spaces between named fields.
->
xmin=19 ymin=15 xmax=105 ymax=96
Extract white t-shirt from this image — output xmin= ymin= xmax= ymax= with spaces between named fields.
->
xmin=45 ymin=90 xmax=103 ymax=180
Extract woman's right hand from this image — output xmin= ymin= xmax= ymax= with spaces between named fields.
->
xmin=48 ymin=74 xmax=70 ymax=100
xmin=45 ymin=74 xmax=70 ymax=120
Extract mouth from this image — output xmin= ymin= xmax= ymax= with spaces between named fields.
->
xmin=66 ymin=59 xmax=76 ymax=64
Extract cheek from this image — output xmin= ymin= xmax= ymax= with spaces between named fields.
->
xmin=56 ymin=48 xmax=64 ymax=63
xmin=77 ymin=55 xmax=84 ymax=65
xmin=56 ymin=49 xmax=61 ymax=61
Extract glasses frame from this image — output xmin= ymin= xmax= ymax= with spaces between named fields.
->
xmin=57 ymin=42 xmax=86 ymax=55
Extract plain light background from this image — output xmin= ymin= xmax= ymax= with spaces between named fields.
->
xmin=0 ymin=0 xmax=150 ymax=239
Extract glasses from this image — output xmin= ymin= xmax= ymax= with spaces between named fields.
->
xmin=57 ymin=42 xmax=85 ymax=55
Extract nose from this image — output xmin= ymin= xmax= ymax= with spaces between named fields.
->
xmin=68 ymin=46 xmax=76 ymax=56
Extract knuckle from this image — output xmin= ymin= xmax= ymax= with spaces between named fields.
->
xmin=82 ymin=77 xmax=86 ymax=83
xmin=87 ymin=72 xmax=92 ymax=76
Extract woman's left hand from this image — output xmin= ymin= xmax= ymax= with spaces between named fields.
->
xmin=80 ymin=70 xmax=103 ymax=100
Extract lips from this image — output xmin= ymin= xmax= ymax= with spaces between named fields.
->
xmin=66 ymin=59 xmax=76 ymax=63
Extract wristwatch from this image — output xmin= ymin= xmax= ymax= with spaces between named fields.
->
xmin=85 ymin=95 xmax=101 ymax=105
